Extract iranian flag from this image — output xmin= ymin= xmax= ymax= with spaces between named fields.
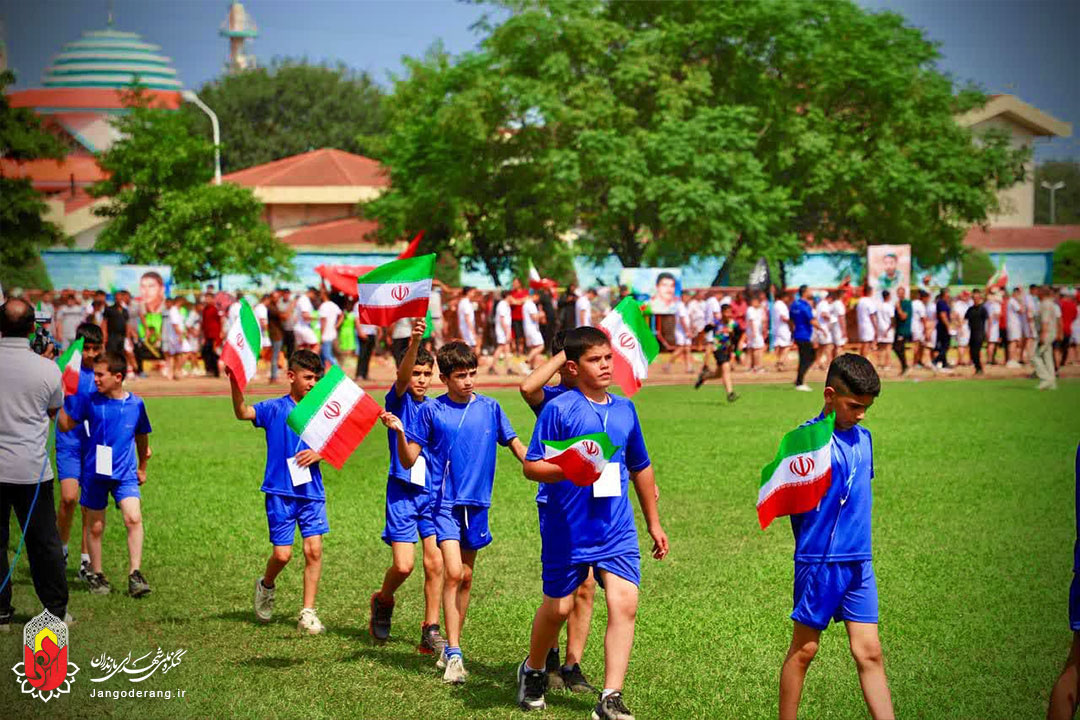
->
xmin=221 ymin=298 xmax=262 ymax=391
xmin=988 ymin=261 xmax=1009 ymax=290
xmin=600 ymin=297 xmax=660 ymax=397
xmin=354 ymin=253 xmax=435 ymax=326
xmin=528 ymin=262 xmax=556 ymax=290
xmin=757 ymin=413 xmax=835 ymax=529
xmin=286 ymin=365 xmax=381 ymax=470
xmin=542 ymin=432 xmax=619 ymax=486
xmin=57 ymin=337 xmax=84 ymax=395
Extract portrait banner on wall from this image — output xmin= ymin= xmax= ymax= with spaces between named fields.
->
xmin=99 ymin=265 xmax=172 ymax=358
xmin=618 ymin=268 xmax=682 ymax=316
xmin=866 ymin=245 xmax=910 ymax=301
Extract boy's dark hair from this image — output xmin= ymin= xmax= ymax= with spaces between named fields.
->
xmin=797 ymin=284 xmax=808 ymax=297
xmin=289 ymin=349 xmax=324 ymax=376
xmin=415 ymin=345 xmax=435 ymax=368
xmin=437 ymin=341 xmax=478 ymax=375
xmin=656 ymin=271 xmax=676 ymax=285
xmin=76 ymin=322 xmax=103 ymax=345
xmin=551 ymin=329 xmax=567 ymax=356
xmin=882 ymin=289 xmax=891 ymax=300
xmin=826 ymin=353 xmax=881 ymax=397
xmin=564 ymin=326 xmax=610 ymax=362
xmin=96 ymin=351 xmax=127 ymax=376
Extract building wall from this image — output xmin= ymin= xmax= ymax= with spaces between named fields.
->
xmin=971 ymin=116 xmax=1036 ymax=227
xmin=264 ymin=203 xmax=354 ymax=231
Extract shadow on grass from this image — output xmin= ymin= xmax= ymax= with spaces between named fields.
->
xmin=209 ymin=608 xmax=296 ymax=629
xmin=238 ymin=655 xmax=307 ymax=669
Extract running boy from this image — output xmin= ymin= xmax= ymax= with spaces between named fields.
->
xmin=382 ymin=341 xmax=527 ymax=683
xmin=516 ymin=327 xmax=669 ymax=719
xmin=55 ymin=322 xmax=102 ymax=580
xmin=369 ymin=318 xmax=447 ymax=656
xmin=57 ymin=351 xmax=152 ymax=598
xmin=694 ymin=303 xmax=741 ymax=402
xmin=519 ymin=334 xmax=598 ymax=694
xmin=227 ymin=349 xmax=329 ymax=634
xmin=778 ymin=353 xmax=893 ymax=720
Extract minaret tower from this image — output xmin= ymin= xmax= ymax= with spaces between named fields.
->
xmin=221 ymin=1 xmax=258 ymax=73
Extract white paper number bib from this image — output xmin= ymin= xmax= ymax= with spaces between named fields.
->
xmin=287 ymin=456 xmax=313 ymax=487
xmin=592 ymin=462 xmax=621 ymax=498
xmin=410 ymin=455 xmax=427 ymax=488
xmin=95 ymin=445 xmax=113 ymax=477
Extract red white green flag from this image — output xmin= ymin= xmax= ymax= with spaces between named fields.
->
xmin=354 ymin=254 xmax=436 ymax=326
xmin=542 ymin=432 xmax=619 ymax=486
xmin=757 ymin=413 xmax=835 ymax=529
xmin=988 ymin=261 xmax=1009 ymax=290
xmin=221 ymin=298 xmax=262 ymax=391
xmin=600 ymin=297 xmax=660 ymax=397
xmin=286 ymin=365 xmax=381 ymax=470
xmin=56 ymin=337 xmax=84 ymax=395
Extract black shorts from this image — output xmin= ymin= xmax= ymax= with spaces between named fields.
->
xmin=713 ymin=348 xmax=732 ymax=366
xmin=511 ymin=319 xmax=524 ymax=341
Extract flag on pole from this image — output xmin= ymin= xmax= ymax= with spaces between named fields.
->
xmin=57 ymin=337 xmax=84 ymax=395
xmin=286 ymin=365 xmax=382 ymax=470
xmin=600 ymin=297 xmax=660 ymax=397
xmin=988 ymin=260 xmax=1009 ymax=290
xmin=354 ymin=254 xmax=436 ymax=326
xmin=757 ymin=413 xmax=835 ymax=529
xmin=542 ymin=432 xmax=619 ymax=486
xmin=528 ymin=261 xmax=556 ymax=290
xmin=221 ymin=298 xmax=262 ymax=391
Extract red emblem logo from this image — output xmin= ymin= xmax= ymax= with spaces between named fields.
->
xmin=618 ymin=332 xmax=636 ymax=349
xmin=391 ymin=285 xmax=410 ymax=302
xmin=235 ymin=333 xmax=244 ymax=349
xmin=582 ymin=440 xmax=600 ymax=456
xmin=323 ymin=400 xmax=342 ymax=419
xmin=789 ymin=455 xmax=815 ymax=478
xmin=12 ymin=610 xmax=79 ymax=702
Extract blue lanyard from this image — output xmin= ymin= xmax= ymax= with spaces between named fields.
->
xmin=443 ymin=395 xmax=475 ymax=482
xmin=576 ymin=389 xmax=610 ymax=432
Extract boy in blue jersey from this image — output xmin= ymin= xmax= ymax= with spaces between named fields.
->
xmin=517 ymin=327 xmax=669 ymax=719
xmin=369 ymin=318 xmax=448 ymax=656
xmin=381 ymin=340 xmax=527 ymax=684
xmin=54 ymin=322 xmax=102 ymax=580
xmin=1048 ymin=444 xmax=1080 ymax=720
xmin=228 ymin=349 xmax=329 ymax=635
xmin=519 ymin=333 xmax=598 ymax=695
xmin=779 ymin=353 xmax=893 ymax=720
xmin=57 ymin=352 xmax=152 ymax=598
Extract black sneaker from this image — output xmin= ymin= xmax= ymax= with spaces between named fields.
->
xmin=516 ymin=659 xmax=548 ymax=711
xmin=545 ymin=647 xmax=564 ymax=690
xmin=369 ymin=592 xmax=394 ymax=643
xmin=418 ymin=622 xmax=447 ymax=656
xmin=87 ymin=572 xmax=111 ymax=595
xmin=592 ymin=691 xmax=634 ymax=720
xmin=693 ymin=372 xmax=706 ymax=390
xmin=128 ymin=569 xmax=151 ymax=598
xmin=727 ymin=391 xmax=739 ymax=403
xmin=78 ymin=559 xmax=91 ymax=583
xmin=559 ymin=663 xmax=597 ymax=694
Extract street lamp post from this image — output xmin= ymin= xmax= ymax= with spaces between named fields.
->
xmin=1041 ymin=180 xmax=1065 ymax=224
xmin=181 ymin=90 xmax=221 ymax=185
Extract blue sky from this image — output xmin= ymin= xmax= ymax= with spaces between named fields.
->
xmin=2 ymin=0 xmax=1076 ymax=160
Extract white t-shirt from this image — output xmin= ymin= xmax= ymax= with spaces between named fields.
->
xmin=429 ymin=288 xmax=443 ymax=319
xmin=831 ymin=299 xmax=846 ymax=329
xmin=522 ymin=299 xmax=543 ymax=347
xmin=457 ymin=297 xmax=475 ymax=344
xmin=296 ymin=294 xmax=315 ymax=322
xmin=816 ymin=300 xmax=833 ymax=327
xmin=688 ymin=299 xmax=705 ymax=335
xmin=494 ymin=299 xmax=512 ymax=344
xmin=856 ymin=297 xmax=877 ymax=334
xmin=575 ymin=295 xmax=592 ymax=327
xmin=746 ymin=304 xmax=765 ymax=338
xmin=391 ymin=317 xmax=412 ymax=341
xmin=876 ymin=301 xmax=895 ymax=335
xmin=911 ymin=299 xmax=926 ymax=340
xmin=674 ymin=301 xmax=692 ymax=345
xmin=227 ymin=301 xmax=241 ymax=331
xmin=772 ymin=299 xmax=791 ymax=345
xmin=253 ymin=302 xmax=271 ymax=347
xmin=318 ymin=301 xmax=342 ymax=342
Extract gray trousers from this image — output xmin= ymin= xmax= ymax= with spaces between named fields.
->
xmin=1032 ymin=341 xmax=1057 ymax=388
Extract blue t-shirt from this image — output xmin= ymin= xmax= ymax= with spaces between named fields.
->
xmin=531 ymin=385 xmax=570 ymax=505
xmin=790 ymin=413 xmax=875 ymax=562
xmin=385 ymin=386 xmax=431 ymax=488
xmin=63 ymin=391 xmax=152 ymax=483
xmin=790 ymin=299 xmax=814 ymax=342
xmin=526 ymin=389 xmax=651 ymax=566
xmin=253 ymin=395 xmax=325 ymax=501
xmin=935 ymin=298 xmax=951 ymax=334
xmin=55 ymin=365 xmax=96 ymax=454
xmin=405 ymin=393 xmax=517 ymax=509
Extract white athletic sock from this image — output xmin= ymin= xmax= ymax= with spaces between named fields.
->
xmin=80 ymin=553 xmax=90 ymax=564
xmin=601 ymin=689 xmax=617 ymax=701
xmin=62 ymin=544 xmax=68 ymax=556
xmin=524 ymin=661 xmax=542 ymax=673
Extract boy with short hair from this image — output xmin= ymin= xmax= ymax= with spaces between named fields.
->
xmin=227 ymin=349 xmax=329 ymax=634
xmin=694 ymin=303 xmax=742 ymax=402
xmin=55 ymin=322 xmax=103 ymax=580
xmin=369 ymin=318 xmax=447 ymax=656
xmin=778 ymin=353 xmax=893 ymax=720
xmin=57 ymin=351 xmax=152 ymax=598
xmin=382 ymin=341 xmax=527 ymax=683
xmin=517 ymin=327 xmax=669 ymax=719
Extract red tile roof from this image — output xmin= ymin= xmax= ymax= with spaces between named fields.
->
xmin=964 ymin=225 xmax=1080 ymax=252
xmin=7 ymin=87 xmax=181 ymax=111
xmin=0 ymin=156 xmax=108 ymax=188
xmin=279 ymin=217 xmax=382 ymax=247
xmin=223 ymin=148 xmax=389 ymax=188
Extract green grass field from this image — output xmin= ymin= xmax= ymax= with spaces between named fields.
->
xmin=2 ymin=379 xmax=1079 ymax=719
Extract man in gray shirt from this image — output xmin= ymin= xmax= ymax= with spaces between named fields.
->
xmin=0 ymin=298 xmax=70 ymax=627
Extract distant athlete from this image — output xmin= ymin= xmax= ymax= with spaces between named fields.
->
xmin=694 ymin=303 xmax=741 ymax=403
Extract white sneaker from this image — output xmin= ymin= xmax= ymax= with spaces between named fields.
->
xmin=436 ymin=646 xmax=447 ymax=669
xmin=297 ymin=608 xmax=325 ymax=635
xmin=254 ymin=578 xmax=275 ymax=623
xmin=443 ymin=654 xmax=468 ymax=684
xmin=794 ymin=384 xmax=812 ymax=392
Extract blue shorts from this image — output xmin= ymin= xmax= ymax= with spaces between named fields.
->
xmin=791 ymin=560 xmax=879 ymax=630
xmin=1070 ymin=574 xmax=1080 ymax=631
xmin=265 ymin=493 xmax=329 ymax=546
xmin=434 ymin=504 xmax=491 ymax=551
xmin=56 ymin=447 xmax=83 ymax=483
xmin=80 ymin=475 xmax=140 ymax=511
xmin=382 ymin=478 xmax=436 ymax=545
xmin=542 ymin=554 xmax=640 ymax=599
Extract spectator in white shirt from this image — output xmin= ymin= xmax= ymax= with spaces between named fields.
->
xmin=318 ymin=290 xmax=343 ymax=367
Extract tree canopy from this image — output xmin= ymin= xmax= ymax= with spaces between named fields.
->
xmin=183 ymin=59 xmax=386 ymax=174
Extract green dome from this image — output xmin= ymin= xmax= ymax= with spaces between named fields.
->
xmin=42 ymin=29 xmax=182 ymax=91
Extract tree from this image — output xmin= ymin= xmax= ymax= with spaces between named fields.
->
xmin=950 ymin=249 xmax=995 ymax=285
xmin=0 ymin=69 xmax=69 ymax=289
xmin=183 ymin=60 xmax=386 ymax=173
xmin=1053 ymin=240 xmax=1080 ymax=284
xmin=91 ymin=88 xmax=293 ymax=286
xmin=1035 ymin=160 xmax=1080 ymax=225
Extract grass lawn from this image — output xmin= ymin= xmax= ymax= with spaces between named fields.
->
xmin=2 ymin=378 xmax=1078 ymax=719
